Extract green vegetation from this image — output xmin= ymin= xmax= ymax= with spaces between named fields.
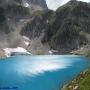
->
xmin=78 ymin=69 xmax=90 ymax=90
xmin=62 ymin=68 xmax=90 ymax=90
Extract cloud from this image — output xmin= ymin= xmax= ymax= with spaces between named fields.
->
xmin=46 ymin=0 xmax=90 ymax=10
xmin=46 ymin=0 xmax=62 ymax=10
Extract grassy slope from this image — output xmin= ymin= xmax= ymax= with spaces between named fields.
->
xmin=61 ymin=50 xmax=90 ymax=90
xmin=61 ymin=68 xmax=90 ymax=90
xmin=78 ymin=69 xmax=90 ymax=90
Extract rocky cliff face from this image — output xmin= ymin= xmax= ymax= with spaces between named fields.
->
xmin=42 ymin=0 xmax=90 ymax=53
xmin=0 ymin=0 xmax=47 ymax=10
xmin=0 ymin=0 xmax=47 ymax=33
xmin=0 ymin=0 xmax=47 ymax=20
xmin=20 ymin=10 xmax=53 ymax=39
xmin=0 ymin=0 xmax=48 ymax=52
xmin=22 ymin=0 xmax=47 ymax=9
xmin=21 ymin=0 xmax=90 ymax=54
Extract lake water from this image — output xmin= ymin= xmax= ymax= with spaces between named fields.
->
xmin=0 ymin=55 xmax=90 ymax=90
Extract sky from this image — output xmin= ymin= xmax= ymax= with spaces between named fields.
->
xmin=46 ymin=0 xmax=90 ymax=10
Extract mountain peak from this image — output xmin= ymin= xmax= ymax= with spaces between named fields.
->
xmin=70 ymin=0 xmax=77 ymax=4
xmin=22 ymin=0 xmax=48 ymax=11
xmin=0 ymin=0 xmax=47 ymax=10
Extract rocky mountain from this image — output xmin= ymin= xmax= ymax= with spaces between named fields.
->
xmin=42 ymin=0 xmax=90 ymax=53
xmin=0 ymin=0 xmax=47 ymax=10
xmin=21 ymin=0 xmax=90 ymax=54
xmin=22 ymin=0 xmax=47 ymax=10
xmin=0 ymin=0 xmax=47 ymax=20
xmin=20 ymin=10 xmax=53 ymax=39
xmin=0 ymin=0 xmax=47 ymax=33
xmin=0 ymin=0 xmax=48 ymax=52
xmin=0 ymin=0 xmax=90 ymax=55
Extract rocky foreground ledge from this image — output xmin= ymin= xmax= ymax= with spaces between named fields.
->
xmin=0 ymin=50 xmax=6 ymax=58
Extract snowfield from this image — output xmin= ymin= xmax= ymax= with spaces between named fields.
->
xmin=3 ymin=47 xmax=31 ymax=57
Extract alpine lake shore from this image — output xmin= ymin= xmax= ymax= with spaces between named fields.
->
xmin=0 ymin=45 xmax=90 ymax=90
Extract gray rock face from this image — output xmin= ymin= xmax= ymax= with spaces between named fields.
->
xmin=0 ymin=0 xmax=47 ymax=10
xmin=0 ymin=0 xmax=48 ymax=31
xmin=20 ymin=10 xmax=53 ymax=39
xmin=0 ymin=0 xmax=48 ymax=51
xmin=21 ymin=0 xmax=90 ymax=54
xmin=22 ymin=0 xmax=47 ymax=8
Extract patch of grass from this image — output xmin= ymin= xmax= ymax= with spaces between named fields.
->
xmin=78 ymin=68 xmax=90 ymax=90
xmin=61 ymin=68 xmax=90 ymax=90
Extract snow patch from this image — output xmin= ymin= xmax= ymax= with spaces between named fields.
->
xmin=49 ymin=50 xmax=53 ymax=55
xmin=49 ymin=50 xmax=58 ymax=55
xmin=24 ymin=3 xmax=30 ymax=7
xmin=23 ymin=36 xmax=31 ymax=46
xmin=24 ymin=41 xmax=30 ymax=46
xmin=3 ymin=47 xmax=31 ymax=57
xmin=23 ymin=36 xmax=30 ymax=41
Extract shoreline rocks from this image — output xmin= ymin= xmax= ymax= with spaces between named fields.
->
xmin=0 ymin=50 xmax=6 ymax=58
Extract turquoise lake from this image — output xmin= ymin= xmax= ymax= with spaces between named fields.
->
xmin=0 ymin=55 xmax=90 ymax=90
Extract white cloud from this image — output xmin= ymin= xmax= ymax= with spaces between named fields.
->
xmin=46 ymin=0 xmax=62 ymax=10
xmin=46 ymin=0 xmax=90 ymax=10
